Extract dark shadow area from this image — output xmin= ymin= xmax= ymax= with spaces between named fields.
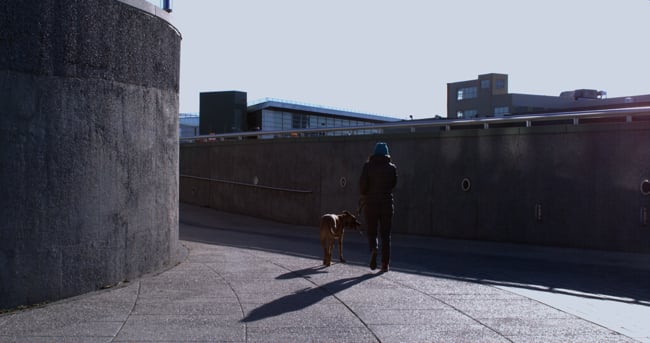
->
xmin=396 ymin=246 xmax=650 ymax=305
xmin=241 ymin=273 xmax=378 ymax=323
xmin=180 ymin=218 xmax=325 ymax=260
xmin=276 ymin=266 xmax=329 ymax=280
xmin=180 ymin=209 xmax=650 ymax=306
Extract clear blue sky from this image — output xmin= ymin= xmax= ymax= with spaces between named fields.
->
xmin=169 ymin=0 xmax=649 ymax=119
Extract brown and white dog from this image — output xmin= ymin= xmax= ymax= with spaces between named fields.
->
xmin=320 ymin=211 xmax=361 ymax=266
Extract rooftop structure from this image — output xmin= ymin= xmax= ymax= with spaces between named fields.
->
xmin=447 ymin=73 xmax=650 ymax=119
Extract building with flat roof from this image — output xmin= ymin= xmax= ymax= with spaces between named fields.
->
xmin=179 ymin=113 xmax=199 ymax=137
xmin=194 ymin=91 xmax=400 ymax=137
xmin=247 ymin=98 xmax=400 ymax=136
xmin=447 ymin=73 xmax=650 ymax=119
xmin=199 ymin=91 xmax=248 ymax=135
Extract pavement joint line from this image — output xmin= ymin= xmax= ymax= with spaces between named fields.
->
xmin=111 ymin=280 xmax=141 ymax=342
xmin=382 ymin=274 xmax=516 ymax=343
xmin=491 ymin=285 xmax=643 ymax=342
xmin=219 ymin=243 xmax=385 ymax=343
xmin=201 ymin=259 xmax=249 ymax=342
xmin=384 ymin=259 xmax=650 ymax=308
xmin=268 ymin=260 xmax=384 ymax=343
xmin=383 ymin=270 xmax=640 ymax=342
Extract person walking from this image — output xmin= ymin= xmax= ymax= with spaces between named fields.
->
xmin=359 ymin=142 xmax=397 ymax=272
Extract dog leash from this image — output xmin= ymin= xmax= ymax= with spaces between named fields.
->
xmin=356 ymin=197 xmax=365 ymax=217
xmin=356 ymin=198 xmax=366 ymax=237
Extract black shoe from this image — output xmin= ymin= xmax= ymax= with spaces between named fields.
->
xmin=381 ymin=263 xmax=389 ymax=273
xmin=369 ymin=250 xmax=377 ymax=270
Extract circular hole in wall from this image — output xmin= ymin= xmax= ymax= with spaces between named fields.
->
xmin=339 ymin=177 xmax=347 ymax=188
xmin=641 ymin=179 xmax=650 ymax=196
xmin=461 ymin=178 xmax=471 ymax=192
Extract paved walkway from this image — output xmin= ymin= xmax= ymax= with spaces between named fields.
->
xmin=1 ymin=203 xmax=649 ymax=342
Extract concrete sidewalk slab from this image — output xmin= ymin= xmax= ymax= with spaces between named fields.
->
xmin=0 ymin=203 xmax=648 ymax=342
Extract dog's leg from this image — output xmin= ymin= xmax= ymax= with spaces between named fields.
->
xmin=326 ymin=240 xmax=333 ymax=266
xmin=322 ymin=240 xmax=331 ymax=266
xmin=322 ymin=243 xmax=328 ymax=266
xmin=320 ymin=231 xmax=329 ymax=266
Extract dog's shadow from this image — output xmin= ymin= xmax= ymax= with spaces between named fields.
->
xmin=241 ymin=272 xmax=378 ymax=323
xmin=275 ymin=265 xmax=329 ymax=280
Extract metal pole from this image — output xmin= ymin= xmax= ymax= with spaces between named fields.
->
xmin=162 ymin=0 xmax=172 ymax=13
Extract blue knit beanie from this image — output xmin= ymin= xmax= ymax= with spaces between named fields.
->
xmin=373 ymin=142 xmax=389 ymax=156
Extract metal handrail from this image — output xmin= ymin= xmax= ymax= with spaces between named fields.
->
xmin=179 ymin=106 xmax=650 ymax=143
xmin=180 ymin=174 xmax=313 ymax=194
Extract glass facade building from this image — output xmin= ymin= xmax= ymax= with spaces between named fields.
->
xmin=184 ymin=96 xmax=400 ymax=138
xmin=248 ymin=98 xmax=399 ymax=137
xmin=258 ymin=109 xmax=380 ymax=136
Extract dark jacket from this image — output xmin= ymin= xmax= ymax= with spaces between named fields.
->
xmin=360 ymin=155 xmax=397 ymax=206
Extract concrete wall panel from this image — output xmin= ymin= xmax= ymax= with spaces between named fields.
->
xmin=0 ymin=0 xmax=180 ymax=309
xmin=180 ymin=121 xmax=650 ymax=253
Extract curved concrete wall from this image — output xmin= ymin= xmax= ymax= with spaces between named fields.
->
xmin=180 ymin=119 xmax=650 ymax=254
xmin=0 ymin=0 xmax=180 ymax=309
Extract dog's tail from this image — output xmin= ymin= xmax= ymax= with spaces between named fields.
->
xmin=326 ymin=215 xmax=340 ymax=237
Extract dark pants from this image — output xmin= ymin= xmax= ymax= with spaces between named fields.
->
xmin=364 ymin=203 xmax=393 ymax=265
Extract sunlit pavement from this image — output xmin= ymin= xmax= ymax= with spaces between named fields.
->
xmin=1 ymin=203 xmax=648 ymax=342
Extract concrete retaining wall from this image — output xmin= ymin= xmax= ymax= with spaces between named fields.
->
xmin=0 ymin=0 xmax=180 ymax=309
xmin=180 ymin=120 xmax=650 ymax=253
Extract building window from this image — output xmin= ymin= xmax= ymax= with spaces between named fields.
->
xmin=282 ymin=112 xmax=291 ymax=129
xmin=458 ymin=109 xmax=478 ymax=119
xmin=457 ymin=87 xmax=477 ymax=100
xmin=494 ymin=106 xmax=509 ymax=116
xmin=495 ymin=79 xmax=506 ymax=89
xmin=481 ymin=80 xmax=490 ymax=89
xmin=291 ymin=113 xmax=308 ymax=129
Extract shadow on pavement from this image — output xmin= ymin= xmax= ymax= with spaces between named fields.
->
xmin=241 ymin=273 xmax=379 ymax=323
xmin=276 ymin=266 xmax=330 ymax=280
xmin=180 ymin=208 xmax=650 ymax=307
xmin=397 ymin=247 xmax=650 ymax=305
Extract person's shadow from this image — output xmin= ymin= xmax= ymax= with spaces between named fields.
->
xmin=241 ymin=272 xmax=378 ymax=323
